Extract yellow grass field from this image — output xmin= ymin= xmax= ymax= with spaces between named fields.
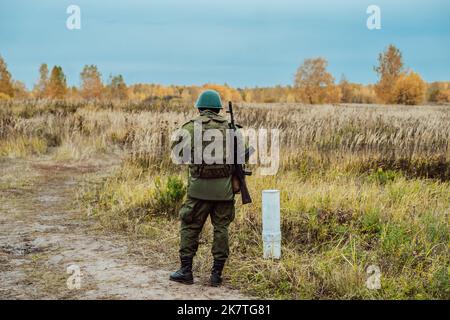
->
xmin=1 ymin=100 xmax=449 ymax=299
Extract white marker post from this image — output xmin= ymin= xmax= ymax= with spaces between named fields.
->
xmin=262 ymin=190 xmax=281 ymax=259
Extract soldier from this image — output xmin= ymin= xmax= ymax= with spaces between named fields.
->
xmin=170 ymin=90 xmax=240 ymax=287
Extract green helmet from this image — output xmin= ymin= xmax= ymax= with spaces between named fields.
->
xmin=195 ymin=90 xmax=223 ymax=109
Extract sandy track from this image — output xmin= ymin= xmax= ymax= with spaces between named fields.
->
xmin=0 ymin=160 xmax=246 ymax=300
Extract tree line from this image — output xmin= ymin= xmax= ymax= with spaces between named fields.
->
xmin=0 ymin=44 xmax=449 ymax=105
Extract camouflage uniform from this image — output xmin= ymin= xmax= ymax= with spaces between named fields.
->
xmin=177 ymin=110 xmax=235 ymax=261
xmin=170 ymin=90 xmax=242 ymax=286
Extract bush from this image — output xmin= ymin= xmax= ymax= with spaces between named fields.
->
xmin=427 ymin=82 xmax=450 ymax=104
xmin=367 ymin=168 xmax=400 ymax=185
xmin=152 ymin=176 xmax=186 ymax=218
xmin=392 ymin=72 xmax=426 ymax=105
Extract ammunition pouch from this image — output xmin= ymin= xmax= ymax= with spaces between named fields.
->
xmin=189 ymin=164 xmax=233 ymax=179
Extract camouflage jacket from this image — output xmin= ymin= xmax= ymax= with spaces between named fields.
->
xmin=175 ymin=110 xmax=234 ymax=201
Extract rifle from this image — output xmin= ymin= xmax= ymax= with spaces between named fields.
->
xmin=227 ymin=101 xmax=253 ymax=204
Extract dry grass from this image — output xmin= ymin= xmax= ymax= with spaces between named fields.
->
xmin=2 ymin=101 xmax=448 ymax=173
xmin=1 ymin=100 xmax=449 ymax=299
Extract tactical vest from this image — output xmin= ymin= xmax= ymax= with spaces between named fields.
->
xmin=187 ymin=111 xmax=233 ymax=179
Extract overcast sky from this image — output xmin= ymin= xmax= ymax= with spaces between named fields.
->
xmin=1 ymin=0 xmax=449 ymax=89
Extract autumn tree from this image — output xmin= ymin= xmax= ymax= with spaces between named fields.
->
xmin=339 ymin=75 xmax=353 ymax=103
xmin=374 ymin=44 xmax=404 ymax=103
xmin=427 ymin=82 xmax=450 ymax=104
xmin=80 ymin=65 xmax=103 ymax=99
xmin=34 ymin=63 xmax=49 ymax=98
xmin=391 ymin=71 xmax=426 ymax=105
xmin=0 ymin=55 xmax=14 ymax=98
xmin=351 ymin=84 xmax=377 ymax=104
xmin=67 ymin=86 xmax=80 ymax=100
xmin=294 ymin=58 xmax=336 ymax=104
xmin=427 ymin=82 xmax=441 ymax=103
xmin=47 ymin=66 xmax=67 ymax=99
xmin=107 ymin=74 xmax=128 ymax=100
xmin=13 ymin=80 xmax=30 ymax=99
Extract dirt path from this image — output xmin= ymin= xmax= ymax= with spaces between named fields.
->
xmin=0 ymin=159 xmax=247 ymax=300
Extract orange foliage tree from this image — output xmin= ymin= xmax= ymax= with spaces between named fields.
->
xmin=47 ymin=66 xmax=67 ymax=99
xmin=13 ymin=80 xmax=30 ymax=99
xmin=427 ymin=82 xmax=450 ymax=104
xmin=294 ymin=58 xmax=339 ymax=104
xmin=107 ymin=74 xmax=128 ymax=100
xmin=0 ymin=55 xmax=14 ymax=98
xmin=391 ymin=71 xmax=426 ymax=105
xmin=374 ymin=44 xmax=404 ymax=103
xmin=33 ymin=63 xmax=49 ymax=98
xmin=80 ymin=65 xmax=104 ymax=99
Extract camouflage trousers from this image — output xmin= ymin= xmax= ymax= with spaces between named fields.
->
xmin=179 ymin=197 xmax=235 ymax=261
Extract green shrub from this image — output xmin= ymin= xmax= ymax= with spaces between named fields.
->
xmin=367 ymin=168 xmax=400 ymax=185
xmin=152 ymin=176 xmax=186 ymax=218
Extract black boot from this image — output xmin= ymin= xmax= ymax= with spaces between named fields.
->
xmin=170 ymin=256 xmax=194 ymax=284
xmin=209 ymin=259 xmax=225 ymax=287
